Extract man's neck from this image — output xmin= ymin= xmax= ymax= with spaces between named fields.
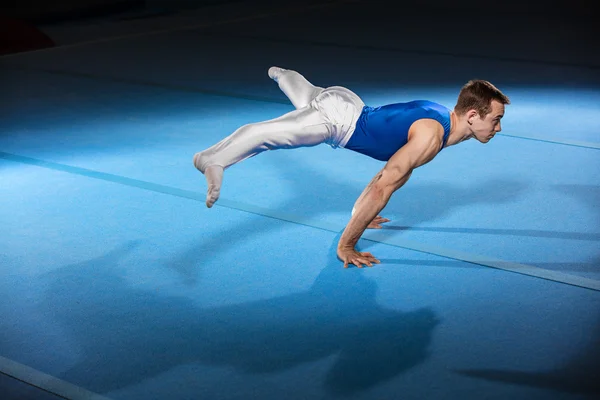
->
xmin=444 ymin=111 xmax=473 ymax=147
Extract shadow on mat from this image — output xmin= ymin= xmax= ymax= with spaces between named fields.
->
xmin=453 ymin=182 xmax=600 ymax=397
xmin=454 ymin=318 xmax=600 ymax=396
xmin=43 ymin=236 xmax=440 ymax=396
xmin=380 ymin=225 xmax=600 ymax=241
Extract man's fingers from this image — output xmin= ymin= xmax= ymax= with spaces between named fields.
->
xmin=357 ymin=257 xmax=373 ymax=267
xmin=361 ymin=252 xmax=380 ymax=264
xmin=371 ymin=216 xmax=390 ymax=228
xmin=350 ymin=256 xmax=368 ymax=268
xmin=340 ymin=252 xmax=380 ymax=269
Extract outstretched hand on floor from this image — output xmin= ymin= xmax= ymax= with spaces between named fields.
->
xmin=337 ymin=246 xmax=381 ymax=268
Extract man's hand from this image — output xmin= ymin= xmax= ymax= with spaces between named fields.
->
xmin=337 ymin=246 xmax=381 ymax=268
xmin=368 ymin=215 xmax=390 ymax=229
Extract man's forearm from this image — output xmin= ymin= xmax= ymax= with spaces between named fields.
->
xmin=340 ymin=171 xmax=411 ymax=249
xmin=352 ymin=171 xmax=381 ymax=214
xmin=339 ymin=183 xmax=392 ymax=249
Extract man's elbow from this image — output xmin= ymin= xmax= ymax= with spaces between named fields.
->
xmin=373 ymin=173 xmax=410 ymax=199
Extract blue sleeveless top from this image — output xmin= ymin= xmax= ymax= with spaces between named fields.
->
xmin=344 ymin=100 xmax=452 ymax=161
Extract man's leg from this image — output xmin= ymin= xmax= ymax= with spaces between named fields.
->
xmin=193 ymin=105 xmax=330 ymax=207
xmin=269 ymin=67 xmax=324 ymax=110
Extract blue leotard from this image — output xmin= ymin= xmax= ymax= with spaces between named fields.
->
xmin=344 ymin=100 xmax=452 ymax=161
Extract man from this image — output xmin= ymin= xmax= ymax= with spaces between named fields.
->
xmin=193 ymin=67 xmax=510 ymax=268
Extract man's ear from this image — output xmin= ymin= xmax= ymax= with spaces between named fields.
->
xmin=466 ymin=109 xmax=478 ymax=125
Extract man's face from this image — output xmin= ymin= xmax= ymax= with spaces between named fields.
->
xmin=471 ymin=100 xmax=505 ymax=143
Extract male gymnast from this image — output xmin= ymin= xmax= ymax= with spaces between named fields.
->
xmin=193 ymin=67 xmax=510 ymax=268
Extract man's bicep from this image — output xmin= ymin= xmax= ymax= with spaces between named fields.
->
xmin=376 ymin=124 xmax=442 ymax=193
xmin=385 ymin=132 xmax=440 ymax=175
xmin=375 ymin=144 xmax=420 ymax=192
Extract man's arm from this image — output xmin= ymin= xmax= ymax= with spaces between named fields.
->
xmin=337 ymin=121 xmax=443 ymax=268
xmin=351 ymin=176 xmax=391 ymax=229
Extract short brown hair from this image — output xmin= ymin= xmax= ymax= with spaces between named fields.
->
xmin=454 ymin=80 xmax=510 ymax=117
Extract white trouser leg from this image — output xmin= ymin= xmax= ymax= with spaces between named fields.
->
xmin=273 ymin=68 xmax=324 ymax=110
xmin=193 ymin=105 xmax=331 ymax=172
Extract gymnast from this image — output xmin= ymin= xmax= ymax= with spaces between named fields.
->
xmin=193 ymin=67 xmax=510 ymax=268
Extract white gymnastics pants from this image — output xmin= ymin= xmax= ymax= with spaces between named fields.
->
xmin=193 ymin=69 xmax=365 ymax=173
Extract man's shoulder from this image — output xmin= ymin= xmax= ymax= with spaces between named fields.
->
xmin=408 ymin=118 xmax=445 ymax=144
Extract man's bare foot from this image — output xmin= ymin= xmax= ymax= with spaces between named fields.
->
xmin=204 ymin=165 xmax=224 ymax=208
